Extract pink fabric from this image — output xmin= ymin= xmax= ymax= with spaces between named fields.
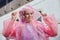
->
xmin=43 ymin=15 xmax=58 ymax=37
xmin=2 ymin=18 xmax=17 ymax=39
xmin=2 ymin=15 xmax=58 ymax=40
xmin=2 ymin=18 xmax=14 ymax=37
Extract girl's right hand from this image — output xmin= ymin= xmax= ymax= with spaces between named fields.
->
xmin=11 ymin=12 xmax=17 ymax=21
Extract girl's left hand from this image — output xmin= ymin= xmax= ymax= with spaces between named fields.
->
xmin=39 ymin=11 xmax=47 ymax=17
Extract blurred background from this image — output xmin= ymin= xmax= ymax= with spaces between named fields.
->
xmin=0 ymin=0 xmax=60 ymax=40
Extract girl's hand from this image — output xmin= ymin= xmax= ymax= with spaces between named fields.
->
xmin=11 ymin=12 xmax=17 ymax=21
xmin=39 ymin=11 xmax=47 ymax=17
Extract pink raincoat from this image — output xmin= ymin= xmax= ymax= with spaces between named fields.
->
xmin=2 ymin=5 xmax=58 ymax=40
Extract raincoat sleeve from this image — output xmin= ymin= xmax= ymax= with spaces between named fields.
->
xmin=2 ymin=18 xmax=15 ymax=37
xmin=43 ymin=15 xmax=58 ymax=37
xmin=37 ymin=15 xmax=58 ymax=37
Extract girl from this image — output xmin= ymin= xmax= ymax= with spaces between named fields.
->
xmin=2 ymin=6 xmax=58 ymax=40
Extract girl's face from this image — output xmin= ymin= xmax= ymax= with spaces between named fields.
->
xmin=20 ymin=10 xmax=33 ymax=23
xmin=19 ymin=9 xmax=34 ymax=23
xmin=24 ymin=10 xmax=33 ymax=20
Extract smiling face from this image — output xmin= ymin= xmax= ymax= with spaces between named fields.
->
xmin=24 ymin=10 xmax=33 ymax=21
xmin=19 ymin=9 xmax=33 ymax=23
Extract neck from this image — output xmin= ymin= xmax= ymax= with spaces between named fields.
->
xmin=21 ymin=19 xmax=31 ymax=23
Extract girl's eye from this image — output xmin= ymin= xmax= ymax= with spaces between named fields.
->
xmin=31 ymin=13 xmax=33 ymax=15
xmin=24 ymin=13 xmax=29 ymax=15
xmin=26 ymin=13 xmax=29 ymax=15
xmin=23 ymin=11 xmax=29 ymax=15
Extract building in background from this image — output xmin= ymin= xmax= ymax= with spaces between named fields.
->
xmin=0 ymin=0 xmax=33 ymax=17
